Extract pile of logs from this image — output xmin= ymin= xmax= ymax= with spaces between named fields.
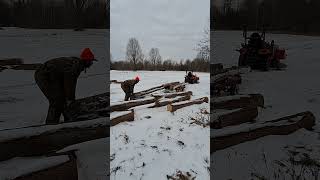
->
xmin=211 ymin=94 xmax=316 ymax=153
xmin=212 ymin=66 xmax=242 ymax=96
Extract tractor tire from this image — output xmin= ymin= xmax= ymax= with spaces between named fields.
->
xmin=238 ymin=54 xmax=246 ymax=67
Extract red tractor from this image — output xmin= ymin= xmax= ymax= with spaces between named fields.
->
xmin=237 ymin=27 xmax=286 ymax=71
xmin=185 ymin=71 xmax=199 ymax=84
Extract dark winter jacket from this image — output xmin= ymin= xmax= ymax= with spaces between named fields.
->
xmin=35 ymin=57 xmax=86 ymax=102
xmin=121 ymin=79 xmax=138 ymax=93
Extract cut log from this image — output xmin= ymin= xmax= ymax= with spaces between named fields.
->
xmin=110 ymin=97 xmax=157 ymax=112
xmin=149 ymin=95 xmax=191 ymax=108
xmin=211 ymin=111 xmax=315 ymax=153
xmin=211 ymin=69 xmax=240 ymax=82
xmin=131 ymin=82 xmax=180 ymax=99
xmin=212 ymin=94 xmax=264 ymax=110
xmin=151 ymin=91 xmax=193 ymax=99
xmin=167 ymin=97 xmax=209 ymax=112
xmin=173 ymin=83 xmax=185 ymax=92
xmin=13 ymin=154 xmax=78 ymax=180
xmin=10 ymin=63 xmax=42 ymax=70
xmin=0 ymin=119 xmax=108 ymax=161
xmin=110 ymin=80 xmax=123 ymax=84
xmin=66 ymin=92 xmax=109 ymax=121
xmin=0 ymin=58 xmax=23 ymax=66
xmin=211 ymin=107 xmax=258 ymax=129
xmin=111 ymin=110 xmax=134 ymax=126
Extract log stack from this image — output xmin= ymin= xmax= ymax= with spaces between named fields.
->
xmin=211 ymin=111 xmax=315 ymax=152
xmin=212 ymin=69 xmax=242 ymax=96
xmin=167 ymin=97 xmax=209 ymax=112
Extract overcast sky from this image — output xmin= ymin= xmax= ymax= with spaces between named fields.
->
xmin=111 ymin=0 xmax=209 ymax=61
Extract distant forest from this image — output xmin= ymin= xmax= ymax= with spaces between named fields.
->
xmin=0 ymin=0 xmax=109 ymax=29
xmin=212 ymin=0 xmax=320 ymax=34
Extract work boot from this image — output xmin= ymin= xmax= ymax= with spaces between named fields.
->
xmin=46 ymin=105 xmax=61 ymax=125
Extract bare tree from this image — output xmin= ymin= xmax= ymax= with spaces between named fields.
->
xmin=196 ymin=26 xmax=210 ymax=61
xmin=148 ymin=48 xmax=162 ymax=70
xmin=126 ymin=38 xmax=144 ymax=71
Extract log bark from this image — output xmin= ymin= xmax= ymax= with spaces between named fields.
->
xmin=0 ymin=58 xmax=23 ymax=65
xmin=67 ymin=92 xmax=109 ymax=121
xmin=10 ymin=63 xmax=42 ymax=70
xmin=149 ymin=95 xmax=191 ymax=108
xmin=212 ymin=94 xmax=264 ymax=110
xmin=111 ymin=110 xmax=134 ymax=126
xmin=14 ymin=154 xmax=78 ymax=180
xmin=211 ymin=111 xmax=315 ymax=153
xmin=167 ymin=97 xmax=209 ymax=112
xmin=173 ymin=83 xmax=185 ymax=92
xmin=151 ymin=91 xmax=193 ymax=99
xmin=211 ymin=107 xmax=258 ymax=129
xmin=131 ymin=82 xmax=180 ymax=99
xmin=0 ymin=119 xmax=109 ymax=161
xmin=110 ymin=97 xmax=157 ymax=112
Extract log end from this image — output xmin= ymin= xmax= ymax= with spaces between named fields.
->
xmin=167 ymin=104 xmax=174 ymax=112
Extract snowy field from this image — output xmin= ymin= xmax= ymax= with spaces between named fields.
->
xmin=0 ymin=28 xmax=109 ymax=180
xmin=110 ymin=70 xmax=210 ymax=179
xmin=212 ymin=31 xmax=320 ymax=179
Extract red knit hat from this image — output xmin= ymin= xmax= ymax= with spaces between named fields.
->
xmin=135 ymin=76 xmax=140 ymax=81
xmin=80 ymin=48 xmax=96 ymax=61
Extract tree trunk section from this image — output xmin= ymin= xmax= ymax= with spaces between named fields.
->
xmin=0 ymin=119 xmax=108 ymax=161
xmin=111 ymin=110 xmax=134 ymax=126
xmin=167 ymin=97 xmax=209 ymax=112
xmin=211 ymin=111 xmax=315 ymax=153
xmin=211 ymin=107 xmax=258 ymax=129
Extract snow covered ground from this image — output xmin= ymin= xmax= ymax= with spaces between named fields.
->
xmin=212 ymin=31 xmax=320 ymax=179
xmin=110 ymin=70 xmax=210 ymax=179
xmin=0 ymin=28 xmax=109 ymax=179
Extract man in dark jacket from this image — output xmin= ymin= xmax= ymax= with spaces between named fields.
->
xmin=121 ymin=76 xmax=140 ymax=101
xmin=35 ymin=48 xmax=97 ymax=124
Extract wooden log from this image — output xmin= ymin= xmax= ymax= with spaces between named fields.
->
xmin=211 ymin=107 xmax=258 ymax=129
xmin=173 ymin=83 xmax=185 ymax=92
xmin=66 ymin=92 xmax=109 ymax=121
xmin=151 ymin=91 xmax=193 ymax=99
xmin=111 ymin=110 xmax=134 ymax=126
xmin=13 ymin=154 xmax=78 ymax=180
xmin=131 ymin=82 xmax=181 ymax=99
xmin=211 ymin=69 xmax=240 ymax=82
xmin=110 ymin=97 xmax=157 ymax=112
xmin=167 ymin=97 xmax=209 ymax=112
xmin=0 ymin=119 xmax=109 ymax=161
xmin=149 ymin=95 xmax=191 ymax=108
xmin=211 ymin=111 xmax=315 ymax=153
xmin=10 ymin=63 xmax=42 ymax=70
xmin=212 ymin=94 xmax=264 ymax=110
xmin=0 ymin=58 xmax=23 ymax=66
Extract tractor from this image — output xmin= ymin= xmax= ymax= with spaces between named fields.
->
xmin=185 ymin=71 xmax=199 ymax=84
xmin=237 ymin=26 xmax=286 ymax=71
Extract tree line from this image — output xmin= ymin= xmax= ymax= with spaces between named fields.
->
xmin=111 ymin=37 xmax=209 ymax=72
xmin=0 ymin=0 xmax=109 ymax=29
xmin=212 ymin=0 xmax=320 ymax=34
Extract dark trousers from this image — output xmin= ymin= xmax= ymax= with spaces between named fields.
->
xmin=35 ymin=71 xmax=70 ymax=124
xmin=124 ymin=91 xmax=133 ymax=101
